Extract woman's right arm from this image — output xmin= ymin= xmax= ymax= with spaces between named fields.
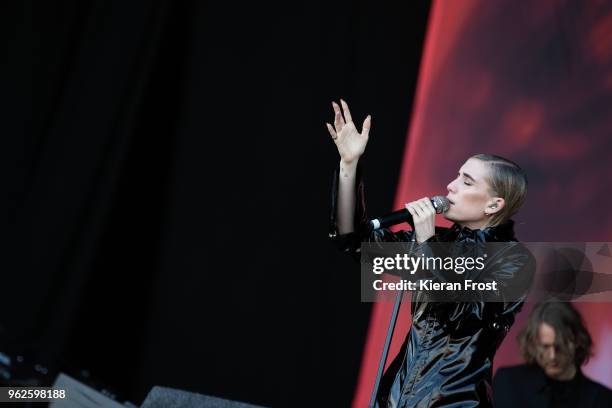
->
xmin=327 ymin=100 xmax=412 ymax=264
xmin=326 ymin=100 xmax=371 ymax=235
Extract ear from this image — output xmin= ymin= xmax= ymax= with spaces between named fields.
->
xmin=485 ymin=197 xmax=505 ymax=215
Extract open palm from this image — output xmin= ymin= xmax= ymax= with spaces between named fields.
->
xmin=326 ymin=99 xmax=371 ymax=164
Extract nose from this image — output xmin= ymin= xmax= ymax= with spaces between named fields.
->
xmin=447 ymin=179 xmax=457 ymax=194
xmin=544 ymin=346 xmax=555 ymax=362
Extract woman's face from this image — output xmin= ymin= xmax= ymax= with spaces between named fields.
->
xmin=444 ymin=158 xmax=502 ymax=229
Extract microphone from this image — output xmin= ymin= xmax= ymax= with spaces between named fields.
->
xmin=369 ymin=196 xmax=450 ymax=230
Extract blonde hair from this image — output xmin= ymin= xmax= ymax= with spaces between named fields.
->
xmin=470 ymin=154 xmax=528 ymax=227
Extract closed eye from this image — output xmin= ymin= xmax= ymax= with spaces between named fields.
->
xmin=457 ymin=172 xmax=475 ymax=186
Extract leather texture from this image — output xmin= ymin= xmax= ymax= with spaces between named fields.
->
xmin=329 ymin=163 xmax=535 ymax=407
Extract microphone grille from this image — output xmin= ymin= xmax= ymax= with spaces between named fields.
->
xmin=431 ymin=196 xmax=450 ymax=214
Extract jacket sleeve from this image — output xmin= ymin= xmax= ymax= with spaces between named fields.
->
xmin=328 ymin=161 xmax=407 ymax=262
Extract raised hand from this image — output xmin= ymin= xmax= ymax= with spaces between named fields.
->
xmin=326 ymin=99 xmax=371 ymax=164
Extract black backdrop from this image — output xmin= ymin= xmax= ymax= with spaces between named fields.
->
xmin=8 ymin=1 xmax=430 ymax=406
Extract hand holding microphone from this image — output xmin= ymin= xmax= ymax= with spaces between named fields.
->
xmin=370 ymin=196 xmax=450 ymax=243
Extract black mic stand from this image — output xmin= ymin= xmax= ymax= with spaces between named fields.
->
xmin=367 ymin=220 xmax=417 ymax=408
xmin=368 ymin=288 xmax=404 ymax=408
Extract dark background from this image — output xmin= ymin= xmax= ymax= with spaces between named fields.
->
xmin=6 ymin=1 xmax=430 ymax=406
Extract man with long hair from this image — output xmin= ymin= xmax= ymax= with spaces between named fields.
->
xmin=494 ymin=301 xmax=612 ymax=407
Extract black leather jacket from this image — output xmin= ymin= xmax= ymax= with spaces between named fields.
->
xmin=329 ymin=164 xmax=535 ymax=407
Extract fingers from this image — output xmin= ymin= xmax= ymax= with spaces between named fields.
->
xmin=362 ymin=115 xmax=371 ymax=138
xmin=332 ymin=101 xmax=345 ymax=132
xmin=340 ymin=99 xmax=353 ymax=123
xmin=330 ymin=99 xmax=369 ymax=138
xmin=405 ymin=202 xmax=422 ymax=219
xmin=407 ymin=199 xmax=436 ymax=243
xmin=416 ymin=198 xmax=435 ymax=215
xmin=326 ymin=123 xmax=337 ymax=140
xmin=405 ymin=198 xmax=435 ymax=220
xmin=405 ymin=203 xmax=418 ymax=219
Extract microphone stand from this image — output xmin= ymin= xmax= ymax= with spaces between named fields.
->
xmin=366 ymin=223 xmax=420 ymax=408
xmin=368 ymin=288 xmax=404 ymax=408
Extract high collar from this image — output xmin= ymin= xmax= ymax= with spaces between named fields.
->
xmin=538 ymin=365 xmax=583 ymax=392
xmin=447 ymin=219 xmax=516 ymax=243
xmin=516 ymin=365 xmax=583 ymax=407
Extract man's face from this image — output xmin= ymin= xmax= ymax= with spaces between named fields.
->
xmin=535 ymin=322 xmax=576 ymax=380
